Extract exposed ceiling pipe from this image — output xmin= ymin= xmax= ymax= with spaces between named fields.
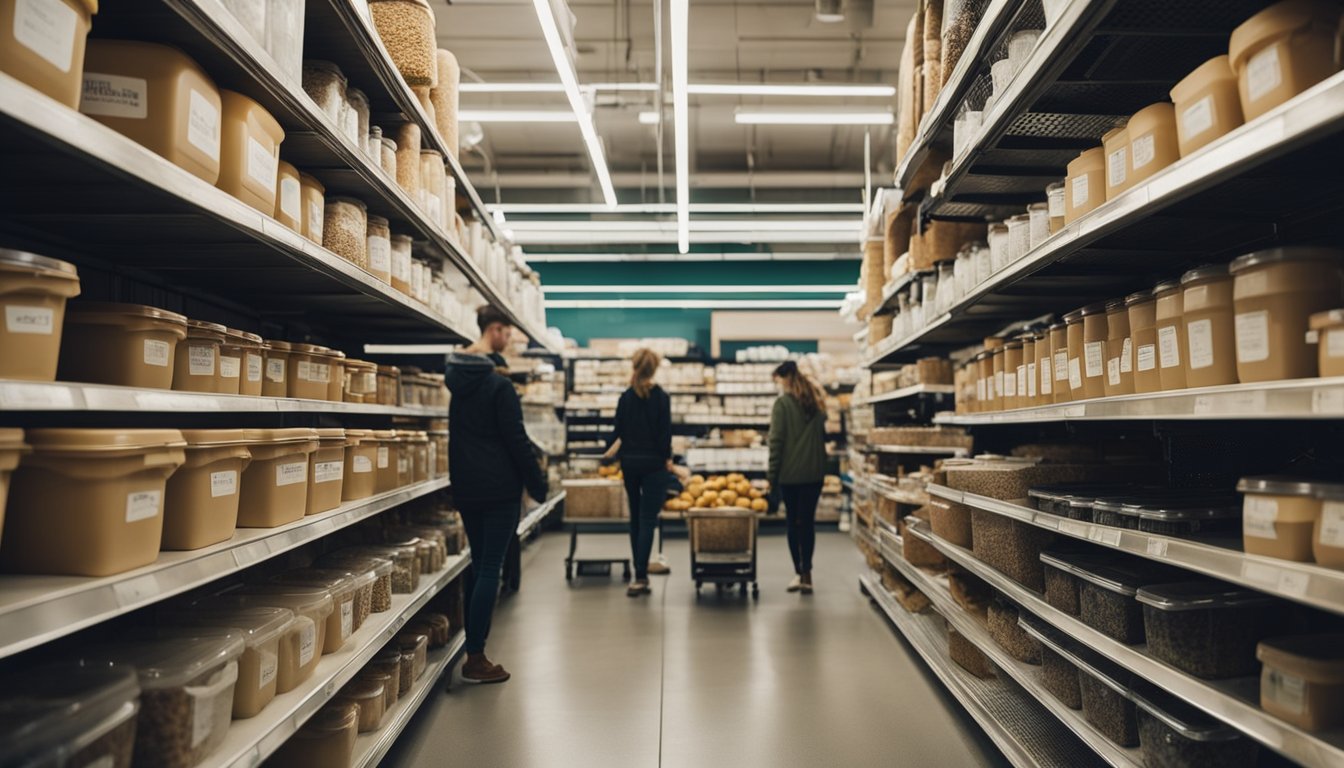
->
xmin=653 ymin=0 xmax=665 ymax=205
xmin=478 ymin=171 xmax=869 ymax=188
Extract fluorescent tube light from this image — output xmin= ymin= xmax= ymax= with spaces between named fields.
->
xmin=671 ymin=0 xmax=690 ymax=254
xmin=735 ymin=111 xmax=895 ymax=125
xmin=532 ymin=0 xmax=618 ymax=207
xmin=638 ymin=111 xmax=661 ymax=125
xmin=458 ymin=110 xmax=578 ymax=122
xmin=543 ymin=285 xmax=855 ymax=293
xmin=503 ymin=219 xmax=859 ymax=232
xmin=459 ymin=83 xmax=567 ymax=93
xmin=689 ymin=83 xmax=895 ymax=97
xmin=490 ymin=202 xmax=866 ymax=214
xmin=545 ymin=299 xmax=844 ymax=309
xmin=523 ymin=251 xmax=859 ymax=263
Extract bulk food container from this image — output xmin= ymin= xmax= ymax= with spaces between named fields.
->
xmin=1001 ymin=339 xmax=1022 ymax=409
xmin=80 ymin=41 xmax=223 ymax=185
xmin=1127 ymin=497 xmax=1240 ymax=536
xmin=986 ymin=598 xmax=1040 ymax=664
xmin=379 ymin=135 xmax=397 ymax=177
xmin=1063 ymin=309 xmax=1085 ymax=396
xmin=1153 ymin=280 xmax=1187 ymax=390
xmin=276 ymin=567 xmax=376 ymax=631
xmin=1027 ymin=202 xmax=1050 ymax=250
xmin=1180 ymin=264 xmax=1237 ymax=387
xmin=1126 ymin=102 xmax=1179 ymax=186
xmin=261 ymin=339 xmax=289 ymax=397
xmin=0 ymin=0 xmax=96 ymax=108
xmin=1132 ymin=688 xmax=1259 ymax=767
xmin=60 ymin=302 xmax=187 ymax=389
xmin=235 ymin=427 xmax=317 ymax=527
xmin=987 ymin=346 xmax=1004 ymax=410
xmin=1020 ymin=614 xmax=1138 ymax=745
xmin=341 ymin=543 xmax=418 ymax=592
xmin=1103 ymin=299 xmax=1133 ymax=395
xmin=430 ymin=429 xmax=447 ymax=477
xmin=358 ymin=669 xmax=398 ymax=714
xmin=393 ymin=123 xmax=421 ymax=204
xmin=432 ymin=49 xmax=460 ymax=156
xmin=0 ymin=429 xmax=26 ymax=538
xmin=265 ymin=0 xmax=304 ymax=85
xmin=302 ymin=61 xmax=345 ymax=125
xmin=299 ymin=172 xmax=325 ymax=244
xmin=1065 ymin=147 xmax=1105 ymax=224
xmin=225 ymin=328 xmax=264 ymax=396
xmin=411 ymin=86 xmax=436 ymax=131
xmin=1229 ymin=0 xmax=1342 ymax=121
xmin=344 ymin=359 xmax=378 ymax=402
xmin=214 ymin=327 xmax=247 ymax=396
xmin=1316 ymin=483 xmax=1344 ymax=568
xmin=377 ymin=365 xmax=401 ymax=405
xmin=1045 ymin=182 xmax=1066 ymax=233
xmin=0 ymin=249 xmax=80 ymax=381
xmin=172 ymin=319 xmax=226 ymax=393
xmin=216 ymin=90 xmax=283 ymax=213
xmin=253 ymin=577 xmax=356 ymax=654
xmin=390 ymin=234 xmax=413 ymax=295
xmin=1309 ymin=308 xmax=1344 ymax=376
xmin=407 ymin=612 xmax=450 ymax=647
xmin=1127 ymin=289 xmax=1161 ymax=393
xmin=324 ymin=197 xmax=368 ymax=267
xmin=2 ymin=429 xmax=185 ymax=576
xmin=271 ymin=700 xmax=358 ymax=768
xmin=157 ymin=606 xmax=293 ymax=718
xmin=219 ymin=0 xmax=265 ymax=45
xmin=407 ymin=431 xmax=430 ymax=483
xmin=1071 ymin=556 xmax=1180 ymax=644
xmin=274 ymin=159 xmax=302 ymax=233
xmin=970 ymin=508 xmax=1056 ymax=590
xmin=1102 ymin=126 xmax=1130 ymax=200
xmin=1257 ymin=633 xmax=1344 ymax=731
xmin=286 ymin=343 xmax=333 ymax=400
xmin=346 ymin=88 xmax=370 ymax=149
xmin=0 ymin=663 xmax=139 ymax=768
xmin=374 ymin=429 xmax=401 ymax=491
xmin=1046 ymin=322 xmax=1067 ymax=402
xmin=420 ymin=149 xmax=446 ymax=227
xmin=88 ymin=631 xmax=243 ymax=768
xmin=342 ymin=428 xmax=378 ymax=500
xmin=324 ymin=348 xmax=346 ymax=402
xmin=1041 ymin=547 xmax=1095 ymax=616
xmin=1080 ymin=303 xmax=1108 ymax=399
xmin=366 ymin=650 xmax=403 ymax=707
xmin=1170 ymin=55 xmax=1244 ymax=157
xmin=367 ymin=214 xmax=392 ymax=283
xmin=1041 ymin=642 xmax=1082 ymax=709
xmin=1137 ymin=580 xmax=1279 ymax=678
xmin=221 ymin=589 xmax=332 ymax=688
xmin=370 ymin=0 xmax=437 ymax=86
xmin=319 ymin=552 xmax=394 ymax=612
xmin=1230 ymin=247 xmax=1344 ymax=381
xmin=162 ymin=429 xmax=251 ymax=550
xmin=396 ymin=632 xmax=429 ymax=690
xmin=948 ymin=627 xmax=995 ymax=679
xmin=337 ymin=675 xmax=386 ymax=733
xmin=306 ymin=428 xmax=348 ymax=515
xmin=1236 ymin=476 xmax=1344 ymax=562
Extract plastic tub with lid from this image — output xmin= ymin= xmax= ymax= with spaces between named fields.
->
xmin=999 ymin=340 xmax=1022 ymax=409
xmin=343 ymin=359 xmax=378 ymax=403
xmin=225 ymin=327 xmax=264 ymax=396
xmin=367 ymin=214 xmax=392 ymax=283
xmin=1018 ymin=613 xmax=1139 ymax=746
xmin=1229 ymin=0 xmax=1342 ymax=122
xmin=274 ymin=159 xmax=302 ymax=233
xmin=59 ymin=302 xmax=187 ymax=389
xmin=1128 ymin=498 xmax=1241 ymax=537
xmin=251 ymin=577 xmax=355 ymax=654
xmin=271 ymin=700 xmax=358 ymax=768
xmin=319 ymin=552 xmax=394 ymax=612
xmin=162 ymin=429 xmax=251 ymax=550
xmin=1071 ymin=556 xmax=1181 ymax=644
xmin=365 ymin=650 xmax=402 ymax=707
xmin=1103 ymin=299 xmax=1133 ymax=396
xmin=323 ymin=197 xmax=368 ymax=267
xmin=1126 ymin=102 xmax=1179 ymax=187
xmin=337 ymin=675 xmax=385 ymax=733
xmin=1178 ymin=264 xmax=1238 ymax=387
xmin=1079 ymin=303 xmax=1107 ymax=399
xmin=0 ymin=662 xmax=139 ymax=768
xmin=301 ymin=60 xmax=345 ymax=124
xmin=1 ymin=428 xmax=185 ymax=576
xmin=307 ymin=428 xmax=348 ymax=515
xmin=275 ymin=567 xmax=376 ymax=631
xmin=261 ymin=338 xmax=289 ymax=397
xmin=1063 ymin=309 xmax=1085 ymax=397
xmin=1153 ymin=280 xmax=1187 ymax=390
xmin=1065 ymin=148 xmax=1105 ymax=224
xmin=0 ymin=249 xmax=80 ymax=381
xmin=0 ymin=0 xmax=96 ymax=108
xmin=394 ymin=430 xmax=416 ymax=487
xmin=396 ymin=631 xmax=428 ymax=690
xmin=1126 ymin=289 xmax=1160 ymax=393
xmin=1309 ymin=308 xmax=1344 ymax=376
xmin=323 ymin=348 xmax=346 ymax=402
xmin=341 ymin=543 xmax=418 ymax=593
xmin=80 ymin=41 xmax=222 ymax=185
xmin=373 ymin=429 xmax=400 ymax=492
xmin=216 ymin=590 xmax=330 ymax=691
xmin=213 ymin=326 xmax=247 ymax=396
xmin=171 ymin=319 xmax=226 ymax=393
xmin=1316 ymin=479 xmax=1344 ymax=569
xmin=357 ymin=668 xmax=397 ymax=715
xmin=342 ymin=428 xmax=378 ymax=501
xmin=286 ymin=342 xmax=333 ymax=400
xmin=1047 ymin=322 xmax=1070 ymax=403
xmin=157 ymin=606 xmax=293 ymax=718
xmin=0 ymin=429 xmax=27 ymax=546
xmin=236 ymin=427 xmax=317 ymax=527
xmin=1102 ymin=125 xmax=1130 ymax=200
xmin=1258 ymin=633 xmax=1344 ymax=731
xmin=1237 ymin=476 xmax=1344 ymax=562
xmin=87 ymin=630 xmax=243 ymax=768
xmin=988 ymin=346 xmax=1005 ymax=411
xmin=216 ymin=89 xmax=283 ymax=213
xmin=390 ymin=234 xmax=413 ymax=295
xmin=1137 ymin=580 xmax=1279 ymax=678
xmin=1170 ymin=55 xmax=1244 ymax=157
xmin=1131 ymin=684 xmax=1260 ymax=767
xmin=1230 ymin=247 xmax=1344 ymax=382
xmin=409 ymin=430 xmax=430 ymax=483
xmin=299 ymin=172 xmax=325 ymax=245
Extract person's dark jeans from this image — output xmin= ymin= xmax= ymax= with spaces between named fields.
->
xmin=623 ymin=470 xmax=669 ymax=580
xmin=460 ymin=501 xmax=520 ymax=654
xmin=781 ymin=482 xmax=822 ymax=574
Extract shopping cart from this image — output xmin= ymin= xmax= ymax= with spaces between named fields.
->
xmin=686 ymin=507 xmax=759 ymax=599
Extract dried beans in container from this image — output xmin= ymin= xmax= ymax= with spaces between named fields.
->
xmin=369 ymin=0 xmax=437 ymax=87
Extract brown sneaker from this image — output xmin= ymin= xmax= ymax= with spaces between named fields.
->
xmin=800 ymin=573 xmax=814 ymax=595
xmin=648 ymin=559 xmax=671 ymax=575
xmin=462 ymin=653 xmax=511 ymax=684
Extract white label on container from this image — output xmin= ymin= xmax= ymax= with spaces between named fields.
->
xmin=306 ymin=200 xmax=322 ymax=238
xmin=190 ymin=687 xmax=215 ymax=748
xmin=1026 ymin=363 xmax=1036 ymax=398
xmin=976 ymin=377 xmax=986 ymax=402
xmin=1048 ymin=191 xmax=1065 ymax=218
xmin=279 ymin=177 xmax=301 ymax=222
xmin=1326 ymin=329 xmax=1344 ymax=358
xmin=1320 ymin=502 xmax=1344 ymax=547
xmin=353 ymin=454 xmax=373 ymax=473
xmin=426 ymin=193 xmax=442 ymax=226
xmin=125 ymin=490 xmax=161 ymax=523
xmin=994 ymin=371 xmax=1005 ymax=400
xmin=1235 ymin=310 xmax=1270 ymax=363
xmin=1247 ymin=45 xmax=1282 ymax=103
xmin=1244 ymin=496 xmax=1279 ymax=540
xmin=1137 ymin=343 xmax=1157 ymax=371
xmin=219 ymin=355 xmax=240 ymax=379
xmin=266 ymin=358 xmax=285 ymax=382
xmin=376 ymin=446 xmax=389 ymax=469
xmin=187 ymin=89 xmax=220 ymax=160
xmin=1107 ymin=357 xmax=1121 ymax=386
xmin=1120 ymin=338 xmax=1133 ymax=373
xmin=1181 ymin=95 xmax=1215 ymax=140
xmin=210 ymin=470 xmax=237 ymax=498
xmin=143 ymin=338 xmax=170 ymax=367
xmin=80 ymin=73 xmax=147 ymax=119
xmin=258 ymin=649 xmax=277 ymax=689
xmin=1146 ymin=538 xmax=1169 ymax=558
xmin=1131 ymin=133 xmax=1155 ymax=170
xmin=392 ymin=247 xmax=411 ymax=282
xmin=397 ymin=454 xmax=409 ymax=474
xmin=246 ymin=352 xmax=263 ymax=382
xmin=1071 ymin=175 xmax=1089 ymax=208
xmin=308 ymin=362 xmax=330 ymax=383
xmin=1016 ymin=365 xmax=1027 ymax=398
xmin=15 ymin=0 xmax=78 ymax=71
xmin=1053 ymin=351 xmax=1068 ymax=382
xmin=298 ymin=623 xmax=316 ymax=667
xmin=1040 ymin=357 xmax=1052 ymax=395
xmin=1107 ymin=147 xmax=1127 ymax=188
xmin=340 ymin=601 xmax=353 ymax=638
xmin=275 ymin=460 xmax=307 ymax=487
xmin=5 ymin=305 xmax=53 ymax=335
xmin=1187 ymin=318 xmax=1215 ymax=370
xmin=1264 ymin=669 xmax=1306 ymax=716
xmin=1002 ymin=370 xmax=1016 ymax=398
xmin=1084 ymin=341 xmax=1104 ymax=378
xmin=246 ymin=136 xmax=277 ymax=191
xmin=314 ymin=460 xmax=343 ymax=484
xmin=188 ymin=345 xmax=215 ymax=376
xmin=295 ymin=360 xmax=310 ymax=383
xmin=1068 ymin=357 xmax=1082 ymax=390
xmin=1157 ymin=325 xmax=1181 ymax=369
xmin=369 ymin=236 xmax=391 ymax=272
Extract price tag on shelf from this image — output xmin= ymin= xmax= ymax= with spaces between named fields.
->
xmin=1099 ymin=529 xmax=1122 ymax=547
xmin=1277 ymin=569 xmax=1310 ymax=598
xmin=1146 ymin=538 xmax=1169 ymax=558
xmin=113 ymin=574 xmax=160 ymax=606
xmin=1242 ymin=561 xmax=1280 ymax=589
xmin=1059 ymin=520 xmax=1088 ymax=538
xmin=1312 ymin=388 xmax=1344 ymax=415
xmin=1036 ymin=515 xmax=1060 ymax=530
xmin=1193 ymin=396 xmax=1215 ymax=415
xmin=0 ymin=383 xmax=75 ymax=409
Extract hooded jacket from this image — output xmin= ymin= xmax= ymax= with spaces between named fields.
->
xmin=445 ymin=352 xmax=548 ymax=507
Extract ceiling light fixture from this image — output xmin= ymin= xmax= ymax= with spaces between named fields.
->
xmin=671 ymin=0 xmax=690 ymax=254
xmin=458 ymin=109 xmax=578 ymax=122
xmin=545 ymin=299 xmax=844 ymax=309
xmin=460 ymin=81 xmax=658 ymax=93
xmin=543 ymin=284 xmax=855 ymax=293
xmin=814 ymin=0 xmax=845 ymax=23
xmin=531 ymin=0 xmax=618 ymax=207
xmin=689 ymin=83 xmax=895 ymax=97
xmin=735 ymin=111 xmax=895 ymax=125
xmin=524 ymin=251 xmax=859 ymax=262
xmin=490 ymin=202 xmax=866 ymax=214
xmin=503 ymin=219 xmax=859 ymax=232
xmin=637 ymin=111 xmax=661 ymax=125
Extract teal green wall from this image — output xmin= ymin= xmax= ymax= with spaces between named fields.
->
xmin=545 ymin=308 xmax=713 ymax=348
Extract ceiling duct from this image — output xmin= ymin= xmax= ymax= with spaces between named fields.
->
xmin=814 ymin=0 xmax=844 ymax=22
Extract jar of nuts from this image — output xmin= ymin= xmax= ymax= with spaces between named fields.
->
xmin=369 ymin=0 xmax=438 ymax=87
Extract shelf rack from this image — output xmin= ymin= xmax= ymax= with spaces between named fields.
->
xmin=518 ymin=491 xmax=567 ymax=540
xmin=852 ymin=476 xmax=926 ymax=507
xmin=0 ymin=477 xmax=450 ymax=659
xmin=902 ymin=517 xmax=1344 ymax=768
xmin=352 ymin=630 xmax=467 ymax=768
xmin=854 ymin=383 xmax=956 ymax=407
xmin=0 ymin=379 xmax=445 ymax=416
xmin=859 ymin=444 xmax=969 ymax=457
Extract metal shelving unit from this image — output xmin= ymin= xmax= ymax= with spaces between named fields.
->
xmin=352 ymin=631 xmax=467 ymax=768
xmin=518 ymin=491 xmax=567 ymax=540
xmin=860 ymin=444 xmax=969 ymax=456
xmin=0 ymin=379 xmax=445 ymax=415
xmin=855 ymin=383 xmax=956 ymax=406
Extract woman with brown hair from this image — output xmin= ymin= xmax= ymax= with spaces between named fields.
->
xmin=602 ymin=348 xmax=673 ymax=596
xmin=767 ymin=360 xmax=828 ymax=594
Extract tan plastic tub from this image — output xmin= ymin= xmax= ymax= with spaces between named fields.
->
xmin=1065 ymin=148 xmax=1105 ymax=224
xmin=1102 ymin=126 xmax=1130 ymax=200
xmin=261 ymin=339 xmax=290 ymax=397
xmin=225 ymin=328 xmax=264 ymax=396
xmin=1 ymin=428 xmax=185 ymax=576
xmin=1154 ymin=280 xmax=1187 ymax=390
xmin=1229 ymin=0 xmax=1342 ymax=121
xmin=1080 ymin=303 xmax=1108 ymax=400
xmin=1170 ymin=55 xmax=1244 ymax=157
xmin=286 ymin=343 xmax=331 ymax=400
xmin=374 ymin=430 xmax=400 ymax=492
xmin=299 ymin=172 xmax=325 ymax=245
xmin=1230 ymin=247 xmax=1344 ymax=382
xmin=236 ymin=428 xmax=318 ymax=527
xmin=274 ymin=159 xmax=302 ymax=233
xmin=1104 ymin=299 xmax=1134 ymax=396
xmin=1237 ymin=476 xmax=1341 ymax=562
xmin=1049 ymin=322 xmax=1071 ymax=404
xmin=1315 ymin=484 xmax=1344 ymax=568
xmin=343 ymin=429 xmax=378 ymax=501
xmin=1128 ymin=289 xmax=1161 ymax=393
xmin=344 ymin=359 xmax=378 ymax=402
xmin=260 ymin=577 xmax=358 ymax=654
xmin=0 ymin=249 xmax=80 ymax=381
xmin=1032 ymin=331 xmax=1053 ymax=405
xmin=271 ymin=701 xmax=358 ymax=768
xmin=0 ymin=429 xmax=29 ymax=549
xmin=162 ymin=429 xmax=251 ymax=550
xmin=1000 ymin=340 xmax=1022 ymax=410
xmin=158 ymin=606 xmax=295 ymax=719
xmin=59 ymin=302 xmax=187 ymax=388
xmin=1258 ymin=634 xmax=1344 ymax=731
xmin=324 ymin=348 xmax=346 ymax=402
xmin=80 ymin=40 xmax=222 ymax=185
xmin=1309 ymin=309 xmax=1344 ymax=377
xmin=1181 ymin=264 xmax=1238 ymax=388
xmin=430 ymin=430 xmax=446 ymax=478
xmin=1 ymin=0 xmax=96 ymax=108
xmin=217 ymin=591 xmax=331 ymax=693
xmin=1126 ymin=102 xmax=1179 ymax=186
xmin=172 ymin=319 xmax=226 ymax=393
xmin=217 ymin=89 xmax=284 ymax=213
xmin=1064 ymin=309 xmax=1085 ymax=397
xmin=307 ymin=428 xmax=348 ymax=516
xmin=395 ymin=430 xmax=416 ymax=487
xmin=408 ymin=431 xmax=430 ymax=483
xmin=377 ymin=365 xmax=401 ymax=405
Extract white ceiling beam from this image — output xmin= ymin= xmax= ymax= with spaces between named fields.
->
xmin=671 ymin=0 xmax=691 ymax=254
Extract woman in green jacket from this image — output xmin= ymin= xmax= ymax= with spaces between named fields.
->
xmin=767 ymin=360 xmax=828 ymax=594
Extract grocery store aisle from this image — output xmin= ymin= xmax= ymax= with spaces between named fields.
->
xmin=385 ymin=530 xmax=1006 ymax=768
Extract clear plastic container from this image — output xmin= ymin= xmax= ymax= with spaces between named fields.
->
xmin=393 ymin=123 xmax=422 ymax=204
xmin=396 ymin=632 xmax=429 ymax=690
xmin=162 ymin=429 xmax=251 ymax=550
xmin=1065 ymin=147 xmax=1105 ymax=224
xmin=60 ymin=302 xmax=187 ymax=389
xmin=1309 ymin=308 xmax=1344 ymax=377
xmin=1080 ymin=302 xmax=1108 ymax=399
xmin=255 ymin=576 xmax=356 ymax=654
xmin=1137 ymin=580 xmax=1278 ymax=678
xmin=1005 ymin=214 xmax=1030 ymax=263
xmin=88 ymin=631 xmax=244 ymax=768
xmin=342 ymin=543 xmax=418 ymax=593
xmin=1027 ymin=202 xmax=1050 ymax=250
xmin=987 ymin=223 xmax=1009 ymax=272
xmin=337 ymin=675 xmax=386 ymax=733
xmin=367 ymin=214 xmax=391 ymax=282
xmin=368 ymin=0 xmax=437 ymax=86
xmin=0 ymin=662 xmax=139 ymax=768
xmin=1126 ymin=102 xmax=1179 ymax=187
xmin=1154 ymin=280 xmax=1187 ymax=391
xmin=1180 ymin=264 xmax=1237 ymax=387
xmin=1045 ymin=182 xmax=1066 ymax=233
xmin=432 ymin=49 xmax=460 ymax=157
xmin=306 ymin=427 xmax=347 ymax=515
xmin=1071 ymin=557 xmax=1181 ymax=644
xmin=357 ymin=668 xmax=398 ymax=714
xmin=1102 ymin=125 xmax=1130 ymax=200
xmin=274 ymin=159 xmax=302 ymax=233
xmin=1230 ymin=247 xmax=1344 ymax=382
xmin=2 ymin=428 xmax=185 ymax=576
xmin=216 ymin=90 xmax=283 ymax=214
xmin=277 ymin=567 xmax=377 ymax=631
xmin=302 ymin=61 xmax=346 ymax=126
xmin=286 ymin=342 xmax=333 ymax=400
xmin=1236 ymin=476 xmax=1344 ymax=562
xmin=220 ymin=0 xmax=265 ymax=45
xmin=261 ymin=339 xmax=289 ymax=397
xmin=1 ymin=0 xmax=96 ymax=108
xmin=1229 ymin=0 xmax=1342 ymax=121
xmin=1126 ymin=289 xmax=1160 ymax=393
xmin=1133 ymin=688 xmax=1260 ymax=767
xmin=324 ymin=196 xmax=369 ymax=267
xmin=1104 ymin=298 xmax=1133 ymax=396
xmin=157 ymin=606 xmax=294 ymax=719
xmin=0 ymin=249 xmax=80 ymax=381
xmin=1170 ymin=55 xmax=1244 ymax=157
xmin=1257 ymin=633 xmax=1344 ymax=731
xmin=265 ymin=0 xmax=304 ymax=85
xmin=420 ymin=149 xmax=446 ymax=228
xmin=389 ymin=234 xmax=413 ymax=295
xmin=236 ymin=427 xmax=318 ymax=527
xmin=273 ymin=700 xmax=358 ymax=768
xmin=171 ymin=319 xmax=225 ymax=394
xmin=219 ymin=589 xmax=332 ymax=689
xmin=346 ymin=87 xmax=370 ymax=149
xmin=379 ymin=135 xmax=398 ymax=177
xmin=365 ymin=650 xmax=403 ymax=707
xmin=318 ymin=552 xmax=394 ymax=612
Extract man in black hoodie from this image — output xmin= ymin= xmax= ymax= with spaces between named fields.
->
xmin=446 ymin=309 xmax=548 ymax=683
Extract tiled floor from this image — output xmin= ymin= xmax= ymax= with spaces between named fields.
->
xmin=384 ymin=529 xmax=1008 ymax=767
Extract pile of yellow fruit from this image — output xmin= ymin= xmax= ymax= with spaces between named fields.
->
xmin=664 ymin=473 xmax=769 ymax=513
xmin=596 ymin=463 xmax=623 ymax=480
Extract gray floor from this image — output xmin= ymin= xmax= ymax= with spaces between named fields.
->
xmin=384 ymin=529 xmax=1008 ymax=768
